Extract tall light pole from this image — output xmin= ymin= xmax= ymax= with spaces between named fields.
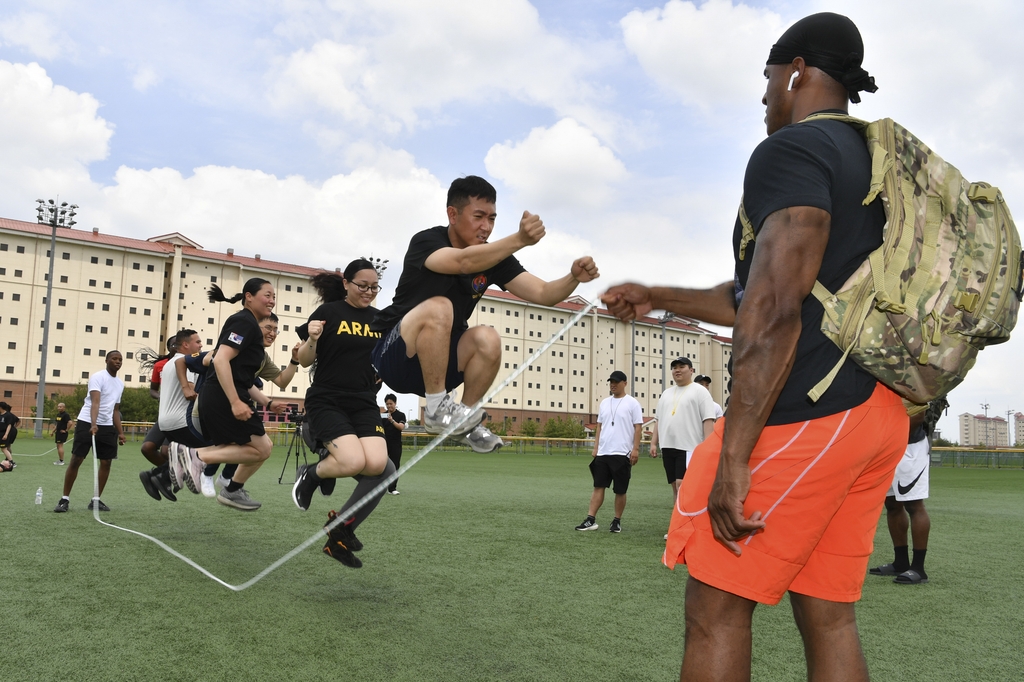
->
xmin=980 ymin=402 xmax=990 ymax=447
xmin=1006 ymin=409 xmax=1015 ymax=447
xmin=630 ymin=320 xmax=636 ymax=397
xmin=34 ymin=199 xmax=77 ymax=438
xmin=659 ymin=312 xmax=672 ymax=392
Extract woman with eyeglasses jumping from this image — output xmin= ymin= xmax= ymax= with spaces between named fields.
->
xmin=290 ymin=258 xmax=396 ymax=569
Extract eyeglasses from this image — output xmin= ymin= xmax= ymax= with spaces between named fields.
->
xmin=261 ymin=325 xmax=279 ymax=335
xmin=353 ymin=283 xmax=381 ymax=294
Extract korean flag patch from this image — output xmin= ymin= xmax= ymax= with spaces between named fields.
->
xmin=228 ymin=332 xmax=245 ymax=345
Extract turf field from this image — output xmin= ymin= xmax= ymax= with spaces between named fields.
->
xmin=2 ymin=438 xmax=1022 ymax=681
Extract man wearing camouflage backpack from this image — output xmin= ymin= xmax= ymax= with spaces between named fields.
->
xmin=603 ymin=12 xmax=913 ymax=682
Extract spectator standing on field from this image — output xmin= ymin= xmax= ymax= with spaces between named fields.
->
xmin=0 ymin=402 xmax=19 ymax=467
xmin=53 ymin=402 xmax=72 ymax=465
xmin=54 ymin=351 xmax=126 ymax=513
xmin=651 ymin=357 xmax=716 ymax=498
xmin=382 ymin=393 xmax=406 ymax=494
xmin=575 ymin=371 xmax=642 ymax=533
xmin=694 ymin=374 xmax=724 ymax=420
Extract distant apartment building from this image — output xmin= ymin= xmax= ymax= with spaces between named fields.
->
xmin=959 ymin=412 xmax=1009 ymax=447
xmin=435 ymin=290 xmax=732 ymax=430
xmin=0 ymin=217 xmax=324 ymax=419
xmin=1015 ymin=413 xmax=1024 ymax=447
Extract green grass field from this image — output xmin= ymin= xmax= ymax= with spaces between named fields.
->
xmin=2 ymin=438 xmax=1022 ymax=681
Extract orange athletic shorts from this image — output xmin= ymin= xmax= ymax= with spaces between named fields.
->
xmin=663 ymin=382 xmax=908 ymax=605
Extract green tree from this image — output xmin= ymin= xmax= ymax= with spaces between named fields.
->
xmin=490 ymin=417 xmax=511 ymax=436
xmin=520 ymin=419 xmax=538 ymax=437
xmin=32 ymin=384 xmax=88 ymax=424
xmin=118 ymin=386 xmax=160 ymax=422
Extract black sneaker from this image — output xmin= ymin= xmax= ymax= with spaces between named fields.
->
xmin=609 ymin=518 xmax=622 ymax=533
xmin=575 ymin=517 xmax=599 ymax=531
xmin=54 ymin=498 xmax=69 ymax=513
xmin=139 ymin=470 xmax=162 ymax=501
xmin=152 ymin=469 xmax=177 ymax=502
xmin=87 ymin=499 xmax=111 ymax=512
xmin=292 ymin=463 xmax=321 ymax=511
xmin=316 ymin=448 xmax=336 ymax=496
xmin=323 ymin=511 xmax=362 ymax=568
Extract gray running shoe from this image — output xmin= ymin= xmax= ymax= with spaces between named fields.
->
xmin=461 ymin=424 xmax=503 ymax=453
xmin=166 ymin=442 xmax=184 ymax=490
xmin=217 ymin=486 xmax=261 ymax=511
xmin=177 ymin=445 xmax=204 ymax=495
xmin=424 ymin=394 xmax=484 ymax=437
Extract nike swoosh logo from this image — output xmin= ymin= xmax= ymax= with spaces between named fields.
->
xmin=897 ymin=468 xmax=926 ymax=495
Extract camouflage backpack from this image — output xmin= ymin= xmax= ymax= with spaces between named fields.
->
xmin=739 ymin=114 xmax=1024 ymax=408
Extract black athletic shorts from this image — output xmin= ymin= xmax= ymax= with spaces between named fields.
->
xmin=198 ymin=382 xmax=266 ymax=446
xmin=0 ymin=428 xmax=16 ymax=448
xmin=306 ymin=393 xmax=386 ymax=444
xmin=143 ymin=422 xmax=166 ymax=446
xmin=71 ymin=421 xmax=119 ymax=460
xmin=661 ymin=447 xmax=687 ymax=483
xmin=163 ymin=426 xmax=209 ymax=449
xmin=54 ymin=429 xmax=69 ymax=444
xmin=371 ymin=321 xmax=466 ymax=396
xmin=590 ymin=455 xmax=632 ymax=494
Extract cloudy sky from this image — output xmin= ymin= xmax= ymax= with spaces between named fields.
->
xmin=2 ymin=0 xmax=1022 ymax=441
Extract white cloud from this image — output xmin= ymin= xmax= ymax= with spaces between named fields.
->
xmin=267 ymin=0 xmax=612 ymax=137
xmin=484 ymin=118 xmax=627 ymax=211
xmin=132 ymin=66 xmax=160 ymax=92
xmin=621 ymin=0 xmax=785 ymax=112
xmin=0 ymin=11 xmax=73 ymax=60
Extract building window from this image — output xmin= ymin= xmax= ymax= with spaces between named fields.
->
xmin=124 ymin=375 xmax=132 ymax=382
xmin=284 ymin=305 xmax=290 ymax=311
xmin=133 ymin=262 xmax=140 ymax=270
xmin=99 ymin=350 xmax=106 ymax=357
xmin=91 ymin=256 xmax=98 ymax=264
xmin=104 ymin=281 xmax=111 ymax=289
xmin=297 ymin=286 xmax=303 ymax=293
xmin=12 ymin=294 xmax=20 ymax=301
xmin=14 ymin=270 xmax=22 ymax=277
xmin=130 ymin=307 xmax=137 ymax=314
xmin=285 ymin=285 xmax=292 ymax=291
xmin=144 ymin=309 xmax=151 ymax=316
xmin=506 ymin=310 xmax=510 ymax=316
xmin=83 ymin=349 xmax=91 ymax=355
xmin=6 ymin=342 xmax=14 ymax=349
xmin=126 ymin=352 xmax=133 ymax=359
xmin=102 ymin=304 xmax=109 ymax=311
xmin=145 ymin=287 xmax=152 ymax=294
xmin=208 ymin=318 xmax=214 ymax=324
xmin=105 ymin=258 xmax=114 ymax=266
xmin=9 ymin=318 xmax=17 ymax=325
xmin=5 ymin=367 xmax=13 ymax=374
xmin=53 ymin=369 xmax=61 ymax=377
xmin=54 ymin=346 xmax=62 ymax=353
xmin=131 ymin=285 xmax=138 ymax=292
xmin=504 ymin=398 xmax=509 ymax=404
xmin=85 ymin=325 xmax=93 ymax=332
xmin=81 ymin=371 xmax=88 ymax=378
xmin=89 ymin=279 xmax=96 ymax=287
xmin=296 ymin=306 xmax=301 ymax=313
xmin=142 ymin=331 xmax=150 ymax=338
xmin=128 ymin=330 xmax=135 ymax=337
xmin=147 ymin=264 xmax=155 ymax=272
xmin=100 ymin=327 xmax=108 ymax=334
xmin=87 ymin=302 xmax=94 ymax=310
xmin=60 ymin=275 xmax=68 ymax=283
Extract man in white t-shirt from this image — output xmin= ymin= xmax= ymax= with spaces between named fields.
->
xmin=651 ymin=357 xmax=717 ymax=497
xmin=575 ymin=371 xmax=643 ymax=533
xmin=54 ymin=351 xmax=126 ymax=513
xmin=694 ymin=374 xmax=724 ymax=419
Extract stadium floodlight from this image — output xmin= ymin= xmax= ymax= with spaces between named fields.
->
xmin=361 ymin=256 xmax=389 ymax=281
xmin=33 ymin=198 xmax=78 ymax=438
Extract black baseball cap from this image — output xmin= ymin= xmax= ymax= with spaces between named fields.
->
xmin=694 ymin=374 xmax=711 ymax=384
xmin=608 ymin=370 xmax=627 ymax=382
xmin=670 ymin=357 xmax=692 ymax=369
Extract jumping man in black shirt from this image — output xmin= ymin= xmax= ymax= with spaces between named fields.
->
xmin=371 ymin=175 xmax=599 ymax=452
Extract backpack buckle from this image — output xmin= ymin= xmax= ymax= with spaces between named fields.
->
xmin=954 ymin=291 xmax=980 ymax=313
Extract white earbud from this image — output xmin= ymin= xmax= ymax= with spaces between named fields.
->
xmin=788 ymin=72 xmax=800 ymax=91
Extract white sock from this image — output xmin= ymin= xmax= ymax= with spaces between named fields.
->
xmin=426 ymin=392 xmax=446 ymax=414
xmin=61 ymin=495 xmax=69 ymax=501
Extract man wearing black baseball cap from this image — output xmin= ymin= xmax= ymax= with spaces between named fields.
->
xmin=651 ymin=357 xmax=716 ymax=500
xmin=603 ymin=12 xmax=907 ymax=680
xmin=693 ymin=374 xmax=723 ymax=420
xmin=575 ymin=370 xmax=642 ymax=533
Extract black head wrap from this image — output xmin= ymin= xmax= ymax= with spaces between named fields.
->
xmin=766 ymin=12 xmax=877 ymax=104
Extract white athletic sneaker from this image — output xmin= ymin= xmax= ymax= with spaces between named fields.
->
xmin=200 ymin=473 xmax=217 ymax=498
xmin=177 ymin=445 xmax=204 ymax=495
xmin=423 ymin=394 xmax=484 ymax=437
xmin=461 ymin=424 xmax=503 ymax=453
xmin=215 ymin=475 xmax=230 ymax=492
xmin=166 ymin=442 xmax=184 ymax=490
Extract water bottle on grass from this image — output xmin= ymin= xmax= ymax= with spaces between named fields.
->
xmin=35 ymin=487 xmax=43 ymax=505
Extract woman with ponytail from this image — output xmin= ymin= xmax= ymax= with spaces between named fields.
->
xmin=290 ymin=259 xmax=395 ymax=568
xmin=173 ymin=277 xmax=276 ymax=511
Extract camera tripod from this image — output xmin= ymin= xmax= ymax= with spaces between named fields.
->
xmin=278 ymin=422 xmax=310 ymax=484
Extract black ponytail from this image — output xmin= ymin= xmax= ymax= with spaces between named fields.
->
xmin=309 ymin=272 xmax=348 ymax=304
xmin=207 ymin=277 xmax=271 ymax=305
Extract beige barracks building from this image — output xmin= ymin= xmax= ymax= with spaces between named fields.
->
xmin=456 ymin=289 xmax=732 ymax=429
xmin=0 ymin=216 xmax=322 ymax=419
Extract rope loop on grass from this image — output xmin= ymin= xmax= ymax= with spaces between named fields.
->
xmin=92 ymin=301 xmax=598 ymax=591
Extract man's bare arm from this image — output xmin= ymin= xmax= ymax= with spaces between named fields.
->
xmin=504 ymin=257 xmax=600 ymax=306
xmin=709 ymin=206 xmax=831 ymax=553
xmin=424 ymin=211 xmax=545 ymax=275
xmin=602 ymin=281 xmax=737 ymax=327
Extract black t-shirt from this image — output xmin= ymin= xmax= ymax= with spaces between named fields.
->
xmin=372 ymin=225 xmax=526 ymax=332
xmin=55 ymin=411 xmax=71 ymax=432
xmin=207 ymin=309 xmax=265 ymax=401
xmin=304 ymin=301 xmax=381 ymax=401
xmin=1 ymin=411 xmax=18 ymax=436
xmin=382 ymin=409 xmax=406 ymax=451
xmin=732 ymin=113 xmax=884 ymax=425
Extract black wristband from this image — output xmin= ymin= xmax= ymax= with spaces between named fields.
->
xmin=289 ymin=359 xmax=300 ymax=366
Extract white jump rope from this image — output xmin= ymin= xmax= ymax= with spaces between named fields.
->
xmin=91 ymin=301 xmax=599 ymax=591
